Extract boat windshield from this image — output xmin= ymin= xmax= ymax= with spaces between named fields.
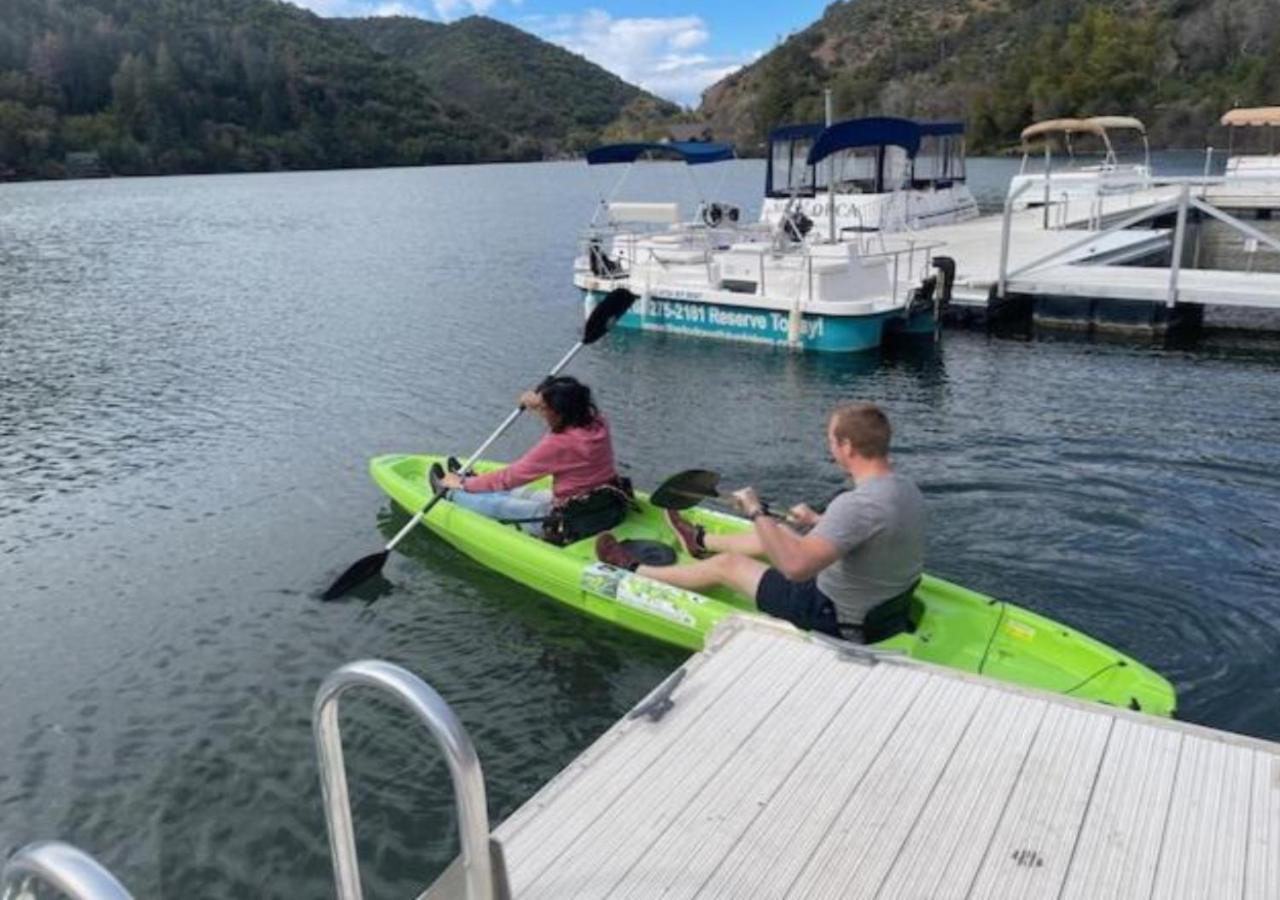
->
xmin=913 ymin=127 xmax=967 ymax=187
xmin=767 ymin=125 xmax=821 ymax=197
xmin=813 ymin=145 xmax=911 ymax=193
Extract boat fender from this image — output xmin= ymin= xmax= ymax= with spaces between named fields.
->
xmin=931 ymin=255 xmax=957 ymax=308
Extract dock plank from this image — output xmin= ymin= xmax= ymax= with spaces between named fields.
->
xmin=517 ymin=635 xmax=831 ymax=899
xmin=1151 ymin=733 xmax=1256 ymax=899
xmin=1245 ymin=751 xmax=1280 ymax=900
xmin=873 ymin=692 xmax=1047 ymax=900
xmin=496 ymin=629 xmax=778 ymax=886
xmin=607 ymin=648 xmax=874 ymax=899
xmin=964 ymin=703 xmax=1114 ymax=898
xmin=784 ymin=676 xmax=988 ymax=898
xmin=1058 ymin=717 xmax=1182 ymax=900
xmin=694 ymin=663 xmax=932 ymax=899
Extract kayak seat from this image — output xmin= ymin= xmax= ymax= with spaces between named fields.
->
xmin=860 ymin=580 xmax=922 ymax=644
xmin=541 ymin=480 xmax=637 ymax=546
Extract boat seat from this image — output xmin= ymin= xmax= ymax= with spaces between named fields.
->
xmin=501 ymin=481 xmax=636 ymax=545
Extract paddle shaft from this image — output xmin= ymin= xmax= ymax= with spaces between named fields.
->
xmin=381 ymin=340 xmax=586 ymax=554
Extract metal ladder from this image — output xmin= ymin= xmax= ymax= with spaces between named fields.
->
xmin=2 ymin=659 xmax=504 ymax=899
xmin=1 ymin=841 xmax=133 ymax=900
xmin=313 ymin=659 xmax=511 ymax=900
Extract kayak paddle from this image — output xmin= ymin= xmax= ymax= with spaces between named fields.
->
xmin=321 ymin=288 xmax=637 ymax=600
xmin=649 ymin=468 xmax=837 ymax=523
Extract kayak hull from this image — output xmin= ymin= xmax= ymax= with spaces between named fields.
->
xmin=371 ymin=454 xmax=1177 ymax=717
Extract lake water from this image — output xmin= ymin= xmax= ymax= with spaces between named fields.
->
xmin=2 ymin=158 xmax=1278 ymax=896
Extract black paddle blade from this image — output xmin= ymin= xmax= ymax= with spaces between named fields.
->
xmin=321 ymin=550 xmax=390 ymax=601
xmin=583 ymin=288 xmax=637 ymax=344
xmin=650 ymin=469 xmax=722 ymax=510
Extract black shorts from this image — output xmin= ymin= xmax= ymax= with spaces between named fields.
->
xmin=755 ymin=568 xmax=843 ymax=638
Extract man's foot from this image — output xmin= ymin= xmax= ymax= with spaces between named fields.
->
xmin=446 ymin=456 xmax=462 ymax=474
xmin=596 ymin=533 xmax=640 ymax=571
xmin=429 ymin=462 xmax=447 ymax=497
xmin=665 ymin=509 xmax=708 ymax=559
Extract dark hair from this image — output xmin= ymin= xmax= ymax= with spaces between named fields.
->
xmin=829 ymin=402 xmax=892 ymax=458
xmin=537 ymin=376 xmax=600 ymax=432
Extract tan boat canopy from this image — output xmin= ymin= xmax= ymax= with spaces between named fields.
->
xmin=1085 ymin=115 xmax=1146 ymax=133
xmin=1020 ymin=116 xmax=1146 ymax=143
xmin=1221 ymin=107 xmax=1280 ymax=127
xmin=1020 ymin=118 xmax=1104 ymax=142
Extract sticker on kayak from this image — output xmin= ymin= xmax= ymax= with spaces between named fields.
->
xmin=581 ymin=563 xmax=698 ymax=627
xmin=1004 ymin=620 xmax=1036 ymax=642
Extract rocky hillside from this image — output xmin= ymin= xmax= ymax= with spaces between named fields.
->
xmin=699 ymin=0 xmax=1280 ymax=153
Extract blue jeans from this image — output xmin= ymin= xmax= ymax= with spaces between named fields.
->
xmin=449 ymin=487 xmax=553 ymax=535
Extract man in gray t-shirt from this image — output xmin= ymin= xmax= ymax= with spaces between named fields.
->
xmin=596 ymin=402 xmax=926 ymax=642
xmin=812 ymin=474 xmax=925 ymax=626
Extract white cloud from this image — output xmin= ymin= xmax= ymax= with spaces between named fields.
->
xmin=288 ymin=0 xmax=492 ymax=19
xmin=526 ymin=9 xmax=748 ymax=107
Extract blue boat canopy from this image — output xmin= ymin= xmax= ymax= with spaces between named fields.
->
xmin=767 ymin=123 xmax=825 ymax=143
xmin=806 ymin=117 xmax=922 ymax=166
xmin=586 ymin=141 xmax=735 ymax=166
xmin=918 ymin=121 xmax=966 ymax=136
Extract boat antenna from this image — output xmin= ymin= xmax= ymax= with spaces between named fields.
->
xmin=825 ymin=88 xmax=837 ymax=243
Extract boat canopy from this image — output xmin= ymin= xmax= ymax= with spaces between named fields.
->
xmin=585 ymin=141 xmax=734 ymax=166
xmin=768 ymin=117 xmax=964 ymax=197
xmin=919 ymin=121 xmax=966 ymax=136
xmin=1086 ymin=115 xmax=1146 ymax=133
xmin=1221 ymin=107 xmax=1280 ymax=127
xmin=806 ymin=117 xmax=922 ymax=166
xmin=1020 ymin=118 xmax=1106 ymax=142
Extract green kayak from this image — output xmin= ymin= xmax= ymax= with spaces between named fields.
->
xmin=371 ymin=454 xmax=1177 ymax=717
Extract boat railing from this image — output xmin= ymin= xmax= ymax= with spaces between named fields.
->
xmin=2 ymin=841 xmax=134 ymax=900
xmin=999 ymin=172 xmax=1280 ymax=304
xmin=858 ymin=238 xmax=945 ymax=304
xmin=314 ymin=659 xmax=509 ymax=900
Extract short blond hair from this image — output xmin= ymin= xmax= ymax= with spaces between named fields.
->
xmin=829 ymin=403 xmax=891 ymax=458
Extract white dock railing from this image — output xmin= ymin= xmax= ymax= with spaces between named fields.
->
xmin=998 ymin=173 xmax=1280 ymax=306
xmin=314 ymin=660 xmax=510 ymax=900
xmin=1 ymin=842 xmax=133 ymax=900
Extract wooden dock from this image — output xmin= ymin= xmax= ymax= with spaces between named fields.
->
xmin=421 ymin=617 xmax=1280 ymax=899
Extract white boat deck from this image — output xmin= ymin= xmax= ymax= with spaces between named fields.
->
xmin=421 ymin=618 xmax=1280 ymax=899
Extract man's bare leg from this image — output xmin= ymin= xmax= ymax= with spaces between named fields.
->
xmin=703 ymin=530 xmax=764 ymax=556
xmin=636 ymin=553 xmax=768 ymax=602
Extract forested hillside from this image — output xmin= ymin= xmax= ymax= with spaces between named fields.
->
xmin=700 ymin=0 xmax=1280 ymax=152
xmin=335 ymin=16 xmax=680 ymax=157
xmin=0 ymin=1 xmax=677 ymax=179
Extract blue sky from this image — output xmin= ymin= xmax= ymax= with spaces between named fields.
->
xmin=292 ymin=0 xmax=830 ymax=107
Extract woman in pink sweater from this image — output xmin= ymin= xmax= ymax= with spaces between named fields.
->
xmin=434 ymin=376 xmax=618 ymax=532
